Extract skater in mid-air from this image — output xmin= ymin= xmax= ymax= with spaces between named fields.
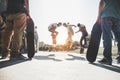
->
xmin=48 ymin=22 xmax=62 ymax=50
xmin=48 ymin=22 xmax=62 ymax=33
xmin=63 ymin=23 xmax=76 ymax=49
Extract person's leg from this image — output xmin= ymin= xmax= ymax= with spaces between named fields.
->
xmin=79 ymin=36 xmax=84 ymax=53
xmin=1 ymin=14 xmax=13 ymax=58
xmin=99 ymin=17 xmax=113 ymax=65
xmin=112 ymin=18 xmax=120 ymax=63
xmin=80 ymin=36 xmax=84 ymax=47
xmin=69 ymin=34 xmax=73 ymax=43
xmin=83 ymin=36 xmax=87 ymax=46
xmin=10 ymin=13 xmax=27 ymax=58
xmin=0 ymin=15 xmax=3 ymax=54
xmin=0 ymin=15 xmax=6 ymax=54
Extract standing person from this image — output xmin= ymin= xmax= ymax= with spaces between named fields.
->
xmin=1 ymin=0 xmax=28 ymax=60
xmin=75 ymin=23 xmax=88 ymax=48
xmin=97 ymin=0 xmax=120 ymax=65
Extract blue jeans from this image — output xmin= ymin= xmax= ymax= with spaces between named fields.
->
xmin=101 ymin=17 xmax=120 ymax=60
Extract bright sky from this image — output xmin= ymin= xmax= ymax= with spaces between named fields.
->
xmin=29 ymin=0 xmax=100 ymax=45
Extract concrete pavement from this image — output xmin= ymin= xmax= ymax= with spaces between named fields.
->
xmin=0 ymin=51 xmax=120 ymax=80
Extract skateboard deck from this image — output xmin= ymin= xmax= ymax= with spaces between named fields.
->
xmin=86 ymin=22 xmax=102 ymax=63
xmin=26 ymin=18 xmax=35 ymax=58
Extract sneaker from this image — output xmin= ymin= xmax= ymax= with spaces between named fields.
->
xmin=1 ymin=49 xmax=10 ymax=59
xmin=10 ymin=50 xmax=27 ymax=60
xmin=98 ymin=58 xmax=112 ymax=65
xmin=28 ymin=57 xmax=32 ymax=60
xmin=116 ymin=56 xmax=120 ymax=64
xmin=10 ymin=54 xmax=26 ymax=60
xmin=80 ymin=47 xmax=84 ymax=54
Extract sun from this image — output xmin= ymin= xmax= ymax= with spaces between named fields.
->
xmin=56 ymin=26 xmax=67 ymax=45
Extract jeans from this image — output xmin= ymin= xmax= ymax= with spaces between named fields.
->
xmin=101 ymin=17 xmax=120 ymax=60
xmin=80 ymin=35 xmax=87 ymax=47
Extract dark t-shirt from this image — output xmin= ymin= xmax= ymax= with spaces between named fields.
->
xmin=79 ymin=26 xmax=88 ymax=36
xmin=7 ymin=0 xmax=28 ymax=15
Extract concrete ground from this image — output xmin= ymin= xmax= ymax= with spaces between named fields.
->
xmin=0 ymin=51 xmax=120 ymax=80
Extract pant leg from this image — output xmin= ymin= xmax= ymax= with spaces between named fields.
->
xmin=0 ymin=15 xmax=3 ymax=24
xmin=80 ymin=36 xmax=84 ymax=47
xmin=112 ymin=18 xmax=120 ymax=56
xmin=11 ymin=13 xmax=27 ymax=56
xmin=0 ymin=15 xmax=3 ymax=54
xmin=1 ymin=15 xmax=13 ymax=56
xmin=101 ymin=17 xmax=113 ymax=60
xmin=83 ymin=36 xmax=87 ymax=45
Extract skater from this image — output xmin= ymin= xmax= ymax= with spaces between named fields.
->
xmin=48 ymin=22 xmax=62 ymax=32
xmin=1 ymin=0 xmax=29 ymax=60
xmin=48 ymin=22 xmax=61 ymax=50
xmin=75 ymin=23 xmax=88 ymax=48
xmin=63 ymin=23 xmax=76 ymax=49
xmin=97 ymin=0 xmax=120 ymax=65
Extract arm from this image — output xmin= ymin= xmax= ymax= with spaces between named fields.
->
xmin=75 ymin=30 xmax=80 ymax=33
xmin=70 ymin=25 xmax=77 ymax=27
xmin=24 ymin=0 xmax=29 ymax=14
xmin=24 ymin=0 xmax=30 ymax=20
xmin=96 ymin=0 xmax=104 ymax=23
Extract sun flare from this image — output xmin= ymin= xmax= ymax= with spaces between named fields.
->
xmin=56 ymin=26 xmax=67 ymax=45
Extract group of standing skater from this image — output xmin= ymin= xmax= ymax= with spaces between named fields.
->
xmin=0 ymin=0 xmax=120 ymax=65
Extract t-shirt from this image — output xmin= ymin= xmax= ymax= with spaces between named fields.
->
xmin=7 ymin=0 xmax=28 ymax=15
xmin=101 ymin=0 xmax=120 ymax=19
xmin=67 ymin=25 xmax=74 ymax=36
xmin=79 ymin=24 xmax=88 ymax=36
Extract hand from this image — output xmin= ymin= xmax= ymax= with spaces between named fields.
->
xmin=75 ymin=32 xmax=77 ymax=33
xmin=96 ymin=16 xmax=101 ymax=24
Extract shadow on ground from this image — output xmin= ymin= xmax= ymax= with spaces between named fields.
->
xmin=66 ymin=54 xmax=86 ymax=61
xmin=0 ymin=59 xmax=29 ymax=68
xmin=91 ymin=63 xmax=120 ymax=73
xmin=34 ymin=54 xmax=62 ymax=61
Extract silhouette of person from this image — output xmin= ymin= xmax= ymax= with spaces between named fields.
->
xmin=97 ymin=0 xmax=120 ymax=65
xmin=75 ymin=23 xmax=88 ymax=48
xmin=1 ymin=0 xmax=28 ymax=60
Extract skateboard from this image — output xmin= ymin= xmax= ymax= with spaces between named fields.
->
xmin=26 ymin=18 xmax=35 ymax=58
xmin=86 ymin=22 xmax=102 ymax=63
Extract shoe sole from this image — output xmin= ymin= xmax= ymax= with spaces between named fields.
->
xmin=98 ymin=61 xmax=112 ymax=65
